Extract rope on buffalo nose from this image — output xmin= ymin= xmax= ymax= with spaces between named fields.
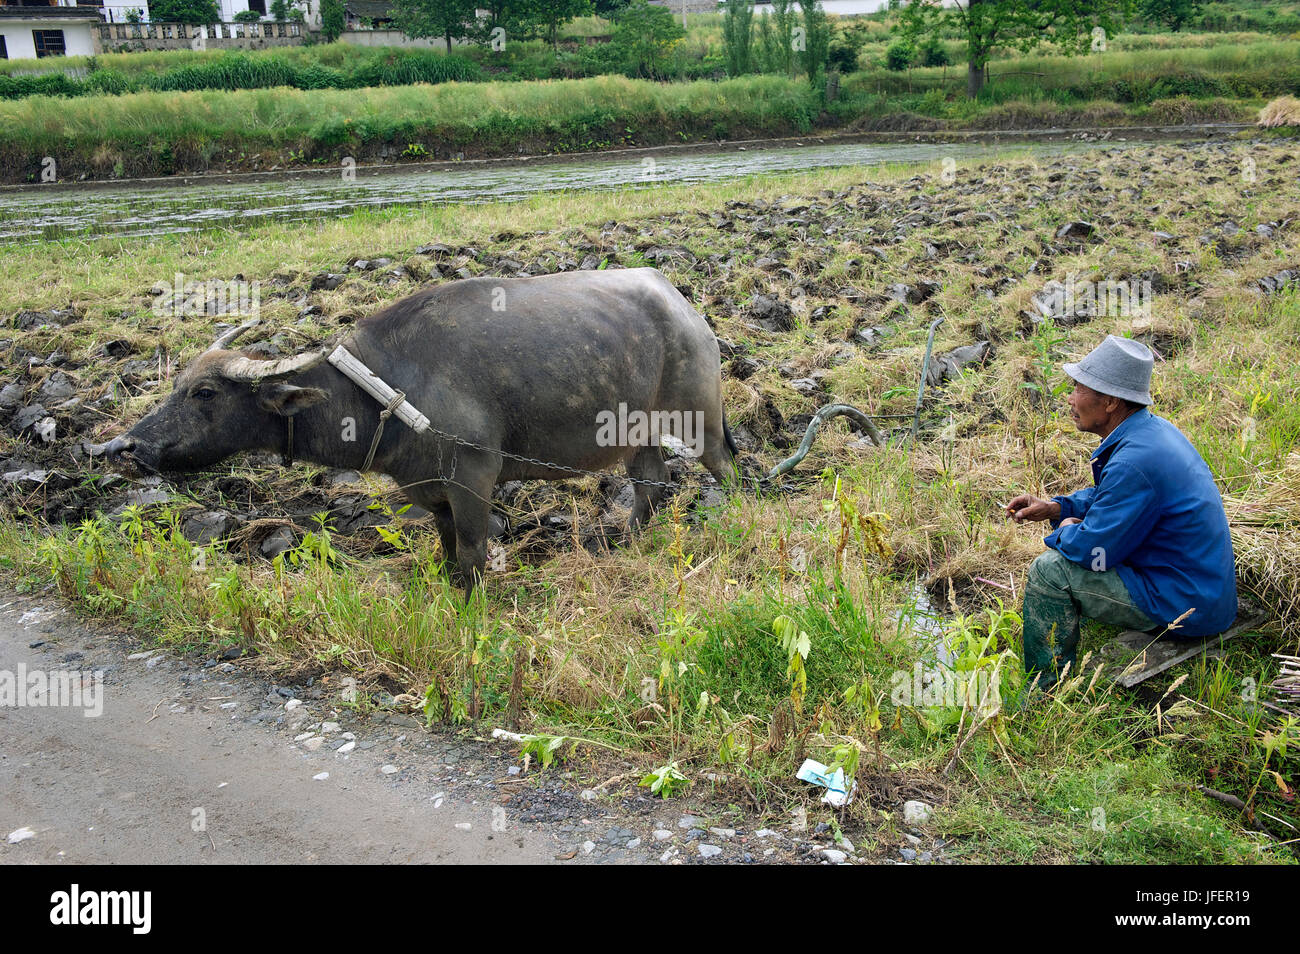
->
xmin=363 ymin=390 xmax=408 ymax=472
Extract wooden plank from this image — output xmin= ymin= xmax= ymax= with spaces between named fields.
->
xmin=1109 ymin=606 xmax=1268 ymax=688
xmin=327 ymin=345 xmax=430 ymax=435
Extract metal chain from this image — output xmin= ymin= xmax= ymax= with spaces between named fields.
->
xmin=421 ymin=423 xmax=687 ymax=493
xmin=377 ymin=410 xmax=878 ymax=495
xmin=347 ymin=368 xmax=880 ymax=494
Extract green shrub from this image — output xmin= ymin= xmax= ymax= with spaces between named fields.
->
xmin=886 ymin=40 xmax=915 ymax=72
xmin=1149 ymin=71 xmax=1233 ymax=98
xmin=919 ymin=36 xmax=950 ymax=68
xmin=306 ymin=114 xmax=354 ymax=146
xmin=84 ymin=69 xmax=136 ymax=96
xmin=0 ymin=73 xmax=79 ymax=100
xmin=295 ymin=64 xmax=346 ymax=90
xmin=148 ymin=0 xmax=220 ymax=25
xmin=827 ymin=40 xmax=861 ymax=74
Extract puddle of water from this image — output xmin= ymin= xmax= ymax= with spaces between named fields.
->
xmin=0 ymin=137 xmax=1152 ymax=245
xmin=899 ymin=580 xmax=954 ymax=667
xmin=894 ymin=581 xmax=1010 ymax=713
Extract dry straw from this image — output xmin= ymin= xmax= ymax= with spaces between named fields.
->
xmin=1225 ymin=451 xmax=1300 ymax=643
xmin=1259 ymin=95 xmax=1300 ymax=128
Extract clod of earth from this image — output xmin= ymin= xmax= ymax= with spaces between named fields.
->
xmin=748 ymin=293 xmax=795 ymax=332
xmin=1054 ymin=221 xmax=1097 ymax=242
xmin=926 ymin=341 xmax=992 ymax=388
xmin=1255 ymin=269 xmax=1296 ymax=296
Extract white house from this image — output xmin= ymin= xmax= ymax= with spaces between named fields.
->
xmin=0 ymin=0 xmax=145 ymax=29
xmin=0 ymin=5 xmax=101 ymax=59
xmin=102 ymin=1 xmax=318 ymax=24
xmin=93 ymin=0 xmax=143 ymax=24
xmin=3 ymin=0 xmax=321 ymax=27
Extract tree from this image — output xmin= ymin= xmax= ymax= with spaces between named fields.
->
xmin=517 ymin=0 xmax=593 ymax=49
xmin=1140 ymin=0 xmax=1202 ymax=31
xmin=319 ymin=0 xmax=344 ymax=40
xmin=756 ymin=0 xmax=796 ymax=75
xmin=722 ymin=0 xmax=755 ymax=76
xmin=474 ymin=0 xmax=533 ymax=45
xmin=148 ymin=0 xmax=220 ymax=25
xmin=390 ymin=0 xmax=478 ymax=50
xmin=798 ymin=0 xmax=831 ymax=89
xmin=269 ymin=0 xmax=303 ymax=19
xmin=232 ymin=9 xmax=263 ymax=21
xmin=612 ymin=0 xmax=684 ymax=78
xmin=900 ymin=0 xmax=1135 ymax=99
xmin=827 ymin=17 xmax=871 ymax=74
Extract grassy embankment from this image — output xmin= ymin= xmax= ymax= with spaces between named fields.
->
xmin=1 ymin=141 xmax=1298 ymax=863
xmin=0 ymin=30 xmax=1297 ymax=182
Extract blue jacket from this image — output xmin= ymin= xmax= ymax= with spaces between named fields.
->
xmin=1045 ymin=408 xmax=1237 ymax=637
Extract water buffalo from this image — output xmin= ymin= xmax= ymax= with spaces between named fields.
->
xmin=101 ymin=267 xmax=738 ymax=591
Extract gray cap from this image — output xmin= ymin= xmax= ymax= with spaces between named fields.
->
xmin=1063 ymin=334 xmax=1153 ymax=405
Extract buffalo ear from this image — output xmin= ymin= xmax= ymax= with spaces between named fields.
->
xmin=258 ymin=384 xmax=329 ymax=417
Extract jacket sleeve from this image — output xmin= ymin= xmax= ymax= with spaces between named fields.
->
xmin=1051 ymin=486 xmax=1098 ymax=526
xmin=1044 ymin=462 xmax=1159 ymax=572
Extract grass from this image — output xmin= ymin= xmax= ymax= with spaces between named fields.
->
xmin=0 ymin=73 xmax=824 ymax=181
xmin=0 ymin=18 xmax=618 ymax=77
xmin=1 ymin=140 xmax=1298 ymax=863
xmin=0 ymin=25 xmax=1296 ymax=181
xmin=878 ymin=39 xmax=1300 ymax=98
xmin=0 ymin=49 xmax=487 ymax=99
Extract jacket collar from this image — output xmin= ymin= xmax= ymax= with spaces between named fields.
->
xmin=1091 ymin=406 xmax=1150 ymax=466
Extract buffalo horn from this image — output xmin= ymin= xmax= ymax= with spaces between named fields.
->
xmin=207 ymin=318 xmax=261 ymax=352
xmin=221 ymin=349 xmax=329 ymax=383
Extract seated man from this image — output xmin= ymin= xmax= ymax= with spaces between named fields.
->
xmin=1005 ymin=335 xmax=1237 ymax=689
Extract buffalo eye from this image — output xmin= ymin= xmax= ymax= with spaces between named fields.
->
xmin=192 ymin=387 xmax=218 ymax=402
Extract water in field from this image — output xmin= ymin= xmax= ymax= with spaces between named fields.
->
xmin=0 ymin=132 xmax=1197 ymax=244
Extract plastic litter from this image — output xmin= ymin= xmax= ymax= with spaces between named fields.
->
xmin=796 ymin=758 xmax=857 ymax=807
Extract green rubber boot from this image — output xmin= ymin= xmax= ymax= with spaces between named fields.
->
xmin=1020 ymin=577 xmax=1080 ymax=692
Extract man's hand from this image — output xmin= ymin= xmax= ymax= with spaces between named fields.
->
xmin=1059 ymin=516 xmax=1082 ymax=527
xmin=1005 ymin=495 xmax=1062 ymax=524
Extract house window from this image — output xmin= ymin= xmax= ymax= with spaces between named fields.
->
xmin=248 ymin=0 xmax=267 ymax=13
xmin=32 ymin=29 xmax=66 ymax=57
xmin=0 ymin=37 xmax=7 ymax=61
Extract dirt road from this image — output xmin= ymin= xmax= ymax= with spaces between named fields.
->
xmin=0 ymin=590 xmax=579 ymax=864
xmin=0 ymin=588 xmax=830 ymax=865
